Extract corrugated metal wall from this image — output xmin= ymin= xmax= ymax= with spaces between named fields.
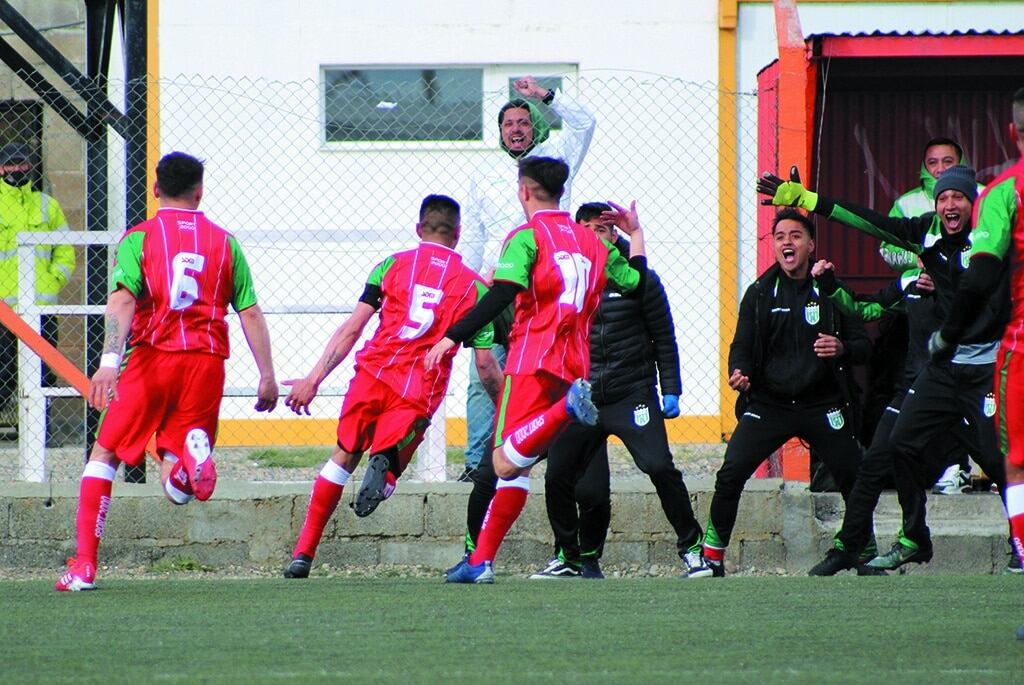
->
xmin=812 ymin=55 xmax=1022 ymax=291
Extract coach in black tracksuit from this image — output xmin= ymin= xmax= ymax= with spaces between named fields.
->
xmin=700 ymin=209 xmax=870 ymax=574
xmin=807 ymin=264 xmax=976 ymax=574
xmin=758 ymin=165 xmax=1011 ymax=570
xmin=535 ymin=217 xmax=702 ymax=577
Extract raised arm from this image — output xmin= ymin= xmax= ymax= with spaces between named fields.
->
xmin=757 ymin=166 xmax=935 ymax=252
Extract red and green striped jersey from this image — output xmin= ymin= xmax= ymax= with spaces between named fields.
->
xmin=970 ymin=157 xmax=1024 ymax=351
xmin=110 ymin=208 xmax=256 ymax=359
xmin=494 ymin=209 xmax=640 ymax=382
xmin=356 ymin=241 xmax=492 ymax=414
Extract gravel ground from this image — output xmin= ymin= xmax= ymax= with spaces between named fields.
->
xmin=0 ymin=441 xmax=728 ymax=485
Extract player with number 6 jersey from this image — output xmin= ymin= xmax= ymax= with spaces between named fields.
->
xmin=425 ymin=157 xmax=648 ymax=583
xmin=56 ymin=152 xmax=278 ymax=592
xmin=282 ymin=194 xmax=504 ymax=579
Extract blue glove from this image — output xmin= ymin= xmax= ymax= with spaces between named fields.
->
xmin=661 ymin=394 xmax=680 ymax=419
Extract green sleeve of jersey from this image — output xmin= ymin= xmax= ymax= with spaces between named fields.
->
xmin=603 ymin=239 xmax=640 ymax=293
xmin=969 ymin=179 xmax=1015 ymax=260
xmin=468 ymin=280 xmax=495 ymax=349
xmin=110 ymin=231 xmax=145 ymax=296
xmin=828 ymin=287 xmax=886 ymax=322
xmin=493 ymin=229 xmax=536 ymax=288
xmin=366 ymin=256 xmax=396 ymax=288
xmin=229 ymin=236 xmax=258 ymax=312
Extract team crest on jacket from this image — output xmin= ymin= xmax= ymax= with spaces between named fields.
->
xmin=804 ymin=301 xmax=820 ymax=325
xmin=983 ymin=393 xmax=996 ymax=418
xmin=960 ymin=247 xmax=971 ymax=270
xmin=634 ymin=403 xmax=650 ymax=427
xmin=826 ymin=408 xmax=845 ymax=430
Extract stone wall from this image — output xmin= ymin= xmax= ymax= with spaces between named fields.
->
xmin=0 ymin=477 xmax=1012 ymax=575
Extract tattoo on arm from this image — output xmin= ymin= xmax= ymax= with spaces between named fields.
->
xmin=481 ymin=376 xmax=503 ymax=402
xmin=323 ymin=350 xmax=343 ymax=374
xmin=102 ymin=318 xmax=123 ymax=354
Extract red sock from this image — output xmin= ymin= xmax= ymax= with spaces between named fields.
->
xmin=504 ymin=402 xmax=570 ymax=464
xmin=702 ymin=544 xmax=725 ymax=563
xmin=293 ymin=461 xmax=350 ymax=559
xmin=470 ymin=479 xmax=528 ymax=565
xmin=76 ymin=462 xmax=116 ymax=566
xmin=1007 ymin=484 xmax=1024 ymax=563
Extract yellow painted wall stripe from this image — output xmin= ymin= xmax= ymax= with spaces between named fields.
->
xmin=146 ymin=0 xmax=160 ymax=217
xmin=218 ymin=416 xmax=723 ymax=448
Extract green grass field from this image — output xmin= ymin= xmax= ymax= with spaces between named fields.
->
xmin=1 ymin=574 xmax=1020 ymax=684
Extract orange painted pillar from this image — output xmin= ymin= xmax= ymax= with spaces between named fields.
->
xmin=771 ymin=0 xmax=814 ymax=481
xmin=0 ymin=302 xmax=159 ymax=463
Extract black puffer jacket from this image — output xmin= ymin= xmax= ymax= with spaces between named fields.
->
xmin=590 ymin=238 xmax=681 ymax=405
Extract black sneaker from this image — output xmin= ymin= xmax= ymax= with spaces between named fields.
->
xmin=856 ymin=563 xmax=888 ymax=576
xmin=580 ymin=558 xmax=604 ymax=579
xmin=284 ymin=554 xmax=312 ymax=579
xmin=706 ymin=558 xmax=726 ymax=578
xmin=865 ymin=541 xmax=932 ymax=570
xmin=1005 ymin=551 xmax=1023 ymax=575
xmin=808 ymin=548 xmax=857 ymax=576
xmin=529 ymin=558 xmax=581 ymax=579
xmin=354 ymin=454 xmax=391 ymax=518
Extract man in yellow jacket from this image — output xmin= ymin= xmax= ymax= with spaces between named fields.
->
xmin=0 ymin=143 xmax=76 ymax=434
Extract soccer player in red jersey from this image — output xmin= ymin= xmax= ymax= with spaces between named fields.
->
xmin=929 ymin=90 xmax=1024 ymax=623
xmin=282 ymin=194 xmax=504 ymax=578
xmin=56 ymin=152 xmax=278 ymax=591
xmin=426 ymin=156 xmax=648 ymax=583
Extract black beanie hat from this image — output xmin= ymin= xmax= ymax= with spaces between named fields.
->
xmin=933 ymin=165 xmax=978 ymax=203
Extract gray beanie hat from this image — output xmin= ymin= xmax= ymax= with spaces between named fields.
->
xmin=934 ymin=165 xmax=978 ymax=203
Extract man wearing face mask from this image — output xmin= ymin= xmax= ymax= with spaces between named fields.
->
xmin=0 ymin=143 xmax=76 ymax=436
xmin=459 ymin=76 xmax=596 ymax=479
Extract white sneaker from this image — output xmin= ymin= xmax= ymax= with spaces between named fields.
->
xmin=932 ymin=465 xmax=970 ymax=495
xmin=683 ymin=550 xmax=713 ymax=578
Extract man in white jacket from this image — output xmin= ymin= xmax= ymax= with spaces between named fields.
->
xmin=459 ymin=75 xmax=596 ymax=478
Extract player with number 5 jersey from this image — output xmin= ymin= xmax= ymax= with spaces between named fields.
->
xmin=56 ymin=152 xmax=278 ymax=592
xmin=282 ymin=194 xmax=504 ymax=579
xmin=426 ymin=157 xmax=648 ymax=583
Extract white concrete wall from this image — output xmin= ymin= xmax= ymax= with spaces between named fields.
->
xmin=156 ymin=1 xmax=727 ymax=424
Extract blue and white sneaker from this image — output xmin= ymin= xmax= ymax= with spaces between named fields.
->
xmin=566 ymin=379 xmax=598 ymax=426
xmin=445 ymin=557 xmax=494 ymax=584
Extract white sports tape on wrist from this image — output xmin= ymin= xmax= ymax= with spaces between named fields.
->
xmin=100 ymin=353 xmax=121 ymax=369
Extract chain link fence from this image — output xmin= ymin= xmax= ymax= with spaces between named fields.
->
xmin=0 ymin=72 xmax=760 ymax=484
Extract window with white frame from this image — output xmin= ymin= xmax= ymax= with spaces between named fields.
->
xmin=322 ymin=65 xmax=576 ymax=145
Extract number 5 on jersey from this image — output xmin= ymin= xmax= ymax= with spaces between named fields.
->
xmin=398 ymin=284 xmax=444 ymax=340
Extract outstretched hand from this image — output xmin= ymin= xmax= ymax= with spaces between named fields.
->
xmin=283 ymin=377 xmax=318 ymax=416
xmin=599 ymin=201 xmax=642 ymax=236
xmin=512 ymin=76 xmax=548 ymax=100
xmin=756 ymin=166 xmax=818 ymax=211
xmin=424 ymin=337 xmax=456 ymax=371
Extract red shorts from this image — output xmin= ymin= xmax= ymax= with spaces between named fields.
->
xmin=97 ymin=347 xmax=225 ymax=466
xmin=337 ymin=369 xmax=430 ymax=459
xmin=995 ymin=345 xmax=1024 ymax=468
xmin=493 ymin=372 xmax=569 ymax=448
